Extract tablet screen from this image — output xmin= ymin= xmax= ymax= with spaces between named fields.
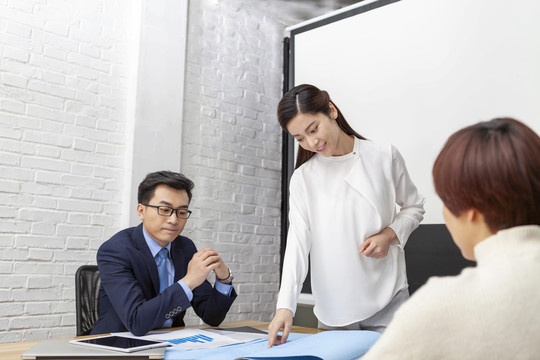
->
xmin=71 ymin=335 xmax=167 ymax=353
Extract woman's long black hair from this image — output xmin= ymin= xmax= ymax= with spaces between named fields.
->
xmin=277 ymin=84 xmax=365 ymax=169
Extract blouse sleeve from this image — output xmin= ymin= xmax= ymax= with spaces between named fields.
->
xmin=275 ymin=171 xmax=311 ymax=316
xmin=388 ymin=145 xmax=425 ymax=247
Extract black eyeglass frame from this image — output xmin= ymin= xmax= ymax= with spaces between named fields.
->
xmin=141 ymin=204 xmax=192 ymax=219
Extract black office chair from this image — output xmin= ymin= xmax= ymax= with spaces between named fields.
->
xmin=75 ymin=265 xmax=100 ymax=336
xmin=405 ymin=224 xmax=476 ymax=295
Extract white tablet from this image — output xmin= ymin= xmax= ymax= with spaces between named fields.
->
xmin=70 ymin=335 xmax=168 ymax=353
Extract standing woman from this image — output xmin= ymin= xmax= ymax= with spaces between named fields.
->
xmin=268 ymin=84 xmax=425 ymax=347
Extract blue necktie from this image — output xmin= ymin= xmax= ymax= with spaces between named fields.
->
xmin=157 ymin=247 xmax=169 ymax=293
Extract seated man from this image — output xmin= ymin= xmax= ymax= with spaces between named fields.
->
xmin=92 ymin=171 xmax=236 ymax=336
xmin=363 ymin=118 xmax=540 ymax=359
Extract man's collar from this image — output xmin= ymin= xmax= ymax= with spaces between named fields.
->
xmin=141 ymin=225 xmax=171 ymax=258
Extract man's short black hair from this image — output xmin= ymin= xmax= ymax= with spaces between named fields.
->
xmin=137 ymin=171 xmax=194 ymax=204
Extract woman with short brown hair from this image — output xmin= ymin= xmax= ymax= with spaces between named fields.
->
xmin=363 ymin=118 xmax=540 ymax=359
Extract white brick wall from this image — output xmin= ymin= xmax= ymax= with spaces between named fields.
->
xmin=180 ymin=0 xmax=284 ymax=325
xmin=0 ymin=0 xmax=293 ymax=344
xmin=0 ymin=0 xmax=136 ymax=342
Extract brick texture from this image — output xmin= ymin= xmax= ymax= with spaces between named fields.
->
xmin=0 ymin=0 xmax=134 ymax=342
xmin=180 ymin=0 xmax=283 ymax=325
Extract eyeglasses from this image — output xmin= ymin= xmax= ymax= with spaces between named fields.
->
xmin=142 ymin=204 xmax=192 ymax=219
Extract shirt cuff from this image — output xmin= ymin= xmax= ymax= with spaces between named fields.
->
xmin=177 ymin=280 xmax=193 ymax=302
xmin=215 ymin=280 xmax=233 ymax=296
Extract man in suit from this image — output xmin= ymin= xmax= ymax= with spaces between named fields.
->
xmin=92 ymin=171 xmax=236 ymax=336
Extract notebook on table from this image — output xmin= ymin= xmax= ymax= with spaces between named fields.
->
xmin=21 ymin=339 xmax=166 ymax=359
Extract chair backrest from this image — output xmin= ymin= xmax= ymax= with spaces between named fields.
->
xmin=405 ymin=224 xmax=476 ymax=295
xmin=75 ymin=265 xmax=100 ymax=336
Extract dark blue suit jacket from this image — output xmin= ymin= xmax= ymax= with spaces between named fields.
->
xmin=91 ymin=224 xmax=236 ymax=336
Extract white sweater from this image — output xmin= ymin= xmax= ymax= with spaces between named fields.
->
xmin=276 ymin=138 xmax=425 ymax=326
xmin=363 ymin=225 xmax=540 ymax=360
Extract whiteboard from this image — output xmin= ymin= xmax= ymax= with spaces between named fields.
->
xmin=289 ymin=0 xmax=540 ymax=223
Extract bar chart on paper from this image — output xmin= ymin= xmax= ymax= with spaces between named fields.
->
xmin=166 ymin=334 xmax=214 ymax=345
xmin=143 ymin=329 xmax=249 ymax=350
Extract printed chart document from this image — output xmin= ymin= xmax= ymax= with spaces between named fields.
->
xmin=112 ymin=328 xmax=266 ymax=351
xmin=145 ymin=329 xmax=237 ymax=350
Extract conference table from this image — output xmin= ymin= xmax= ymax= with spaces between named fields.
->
xmin=0 ymin=320 xmax=322 ymax=360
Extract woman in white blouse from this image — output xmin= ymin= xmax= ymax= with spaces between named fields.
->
xmin=268 ymin=84 xmax=425 ymax=347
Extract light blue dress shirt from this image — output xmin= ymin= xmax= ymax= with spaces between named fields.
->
xmin=142 ymin=227 xmax=233 ymax=327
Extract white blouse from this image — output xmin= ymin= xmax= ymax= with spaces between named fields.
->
xmin=276 ymin=137 xmax=425 ymax=326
